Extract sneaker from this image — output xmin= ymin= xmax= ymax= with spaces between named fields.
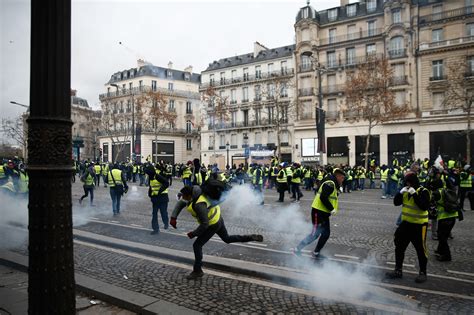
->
xmin=150 ymin=230 xmax=159 ymax=235
xmin=312 ymin=252 xmax=326 ymax=259
xmin=415 ymin=272 xmax=427 ymax=283
xmin=436 ymin=255 xmax=451 ymax=262
xmin=292 ymin=248 xmax=302 ymax=257
xmin=250 ymin=234 xmax=263 ymax=242
xmin=381 ymin=196 xmax=387 ymax=199
xmin=164 ymin=225 xmax=169 ymax=230
xmin=385 ymin=269 xmax=403 ymax=279
xmin=186 ymin=270 xmax=204 ymax=280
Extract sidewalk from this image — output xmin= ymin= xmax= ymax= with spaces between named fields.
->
xmin=0 ymin=251 xmax=201 ymax=315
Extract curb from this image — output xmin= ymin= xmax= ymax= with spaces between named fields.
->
xmin=0 ymin=250 xmax=201 ymax=315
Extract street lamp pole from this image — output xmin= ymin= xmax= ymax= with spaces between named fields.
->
xmin=226 ymin=142 xmax=230 ymax=169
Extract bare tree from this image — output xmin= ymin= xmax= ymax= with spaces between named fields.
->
xmin=101 ymin=101 xmax=133 ymax=162
xmin=443 ymin=57 xmax=473 ymax=163
xmin=137 ymin=90 xmax=177 ymax=163
xmin=1 ymin=116 xmax=28 ymax=148
xmin=201 ymin=86 xmax=230 ymax=157
xmin=345 ymin=56 xmax=409 ymax=169
xmin=259 ymin=75 xmax=297 ymax=160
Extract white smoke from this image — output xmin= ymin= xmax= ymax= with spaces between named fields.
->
xmin=0 ymin=191 xmax=28 ymax=249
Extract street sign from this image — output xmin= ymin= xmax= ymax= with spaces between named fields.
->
xmin=244 ymin=147 xmax=250 ymax=157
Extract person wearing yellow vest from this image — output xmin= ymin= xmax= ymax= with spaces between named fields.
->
xmin=276 ymin=163 xmax=288 ymax=202
xmin=94 ymin=163 xmax=102 ymax=187
xmin=432 ymin=182 xmax=461 ymax=262
xmin=293 ymin=168 xmax=345 ymax=258
xmin=79 ymin=164 xmax=95 ymax=205
xmin=386 ymin=172 xmax=430 ymax=283
xmin=170 ymin=185 xmax=263 ymax=280
xmin=290 ymin=163 xmax=303 ymax=202
xmin=252 ymin=165 xmax=265 ymax=205
xmin=108 ymin=164 xmax=128 ymax=215
xmin=147 ymin=165 xmax=170 ymax=235
xmin=380 ymin=165 xmax=389 ymax=199
xmin=459 ymin=165 xmax=472 ymax=211
xmin=182 ymin=161 xmax=193 ymax=186
xmin=17 ymin=168 xmax=29 ymax=196
xmin=102 ymin=163 xmax=109 ymax=188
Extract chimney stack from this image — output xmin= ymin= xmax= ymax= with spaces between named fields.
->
xmin=168 ymin=61 xmax=173 ymax=69
xmin=340 ymin=0 xmax=349 ymax=6
xmin=70 ymin=89 xmax=77 ymax=97
xmin=184 ymin=65 xmax=193 ymax=73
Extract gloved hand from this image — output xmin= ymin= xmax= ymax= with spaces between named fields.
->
xmin=124 ymin=187 xmax=128 ymax=194
xmin=400 ymin=186 xmax=409 ymax=193
xmin=170 ymin=217 xmax=177 ymax=229
xmin=187 ymin=231 xmax=195 ymax=239
xmin=408 ymin=187 xmax=416 ymax=195
xmin=331 ymin=210 xmax=337 ymax=215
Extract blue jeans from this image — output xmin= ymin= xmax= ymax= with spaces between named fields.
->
xmin=296 ymin=209 xmax=330 ymax=253
xmin=359 ymin=178 xmax=365 ymax=190
xmin=183 ymin=178 xmax=191 ymax=186
xmin=369 ymin=179 xmax=375 ymax=189
xmin=151 ymin=198 xmax=169 ymax=231
xmin=381 ymin=181 xmax=386 ymax=196
xmin=110 ymin=188 xmax=122 ymax=214
xmin=388 ymin=180 xmax=397 ymax=197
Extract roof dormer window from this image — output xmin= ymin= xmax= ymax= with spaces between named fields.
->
xmin=185 ymin=73 xmax=190 ymax=81
xmin=328 ymin=8 xmax=338 ymax=21
xmin=346 ymin=4 xmax=356 ymax=17
xmin=167 ymin=70 xmax=173 ymax=78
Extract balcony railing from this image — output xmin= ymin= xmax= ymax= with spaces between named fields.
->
xmin=326 ymin=111 xmax=339 ymax=120
xmin=100 ymin=85 xmax=200 ymax=100
xmin=298 ymin=88 xmax=314 ymax=97
xmin=319 ymin=28 xmax=383 ymax=46
xmin=390 ymin=76 xmax=408 ymax=86
xmin=321 ymin=84 xmax=345 ymax=94
xmin=388 ymin=49 xmax=407 ymax=59
xmin=99 ymin=126 xmax=199 ymax=137
xmin=419 ymin=5 xmax=474 ymax=25
xmin=343 ymin=109 xmax=359 ymax=120
xmin=300 ymin=113 xmax=313 ymax=120
xmin=320 ymin=53 xmax=384 ymax=69
xmin=208 ymin=146 xmax=214 ymax=150
xmin=207 ymin=119 xmax=277 ymax=131
xmin=230 ymin=145 xmax=238 ymax=149
xmin=299 ymin=64 xmax=312 ymax=73
xmin=419 ymin=36 xmax=474 ymax=51
xmin=465 ymin=71 xmax=474 ymax=78
xmin=200 ymin=68 xmax=295 ymax=89
xmin=430 ymin=75 xmax=447 ymax=81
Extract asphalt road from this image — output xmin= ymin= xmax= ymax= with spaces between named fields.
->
xmin=67 ymin=178 xmax=474 ymax=313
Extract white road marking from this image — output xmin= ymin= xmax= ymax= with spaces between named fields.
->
xmin=387 ymin=262 xmax=415 ymax=268
xmin=130 ymin=224 xmax=143 ymax=228
xmin=334 ymin=254 xmax=360 ymax=260
xmin=83 ymin=219 xmax=474 ymax=284
xmin=447 ymin=270 xmax=474 ymax=277
xmin=90 ymin=217 xmax=100 ymax=220
xmin=109 ymin=220 xmax=120 ymax=224
xmin=374 ymin=282 xmax=474 ymax=301
xmin=75 ymin=240 xmax=427 ymax=313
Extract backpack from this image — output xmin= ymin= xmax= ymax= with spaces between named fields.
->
xmin=201 ymin=178 xmax=229 ymax=201
xmin=443 ymin=188 xmax=459 ymax=213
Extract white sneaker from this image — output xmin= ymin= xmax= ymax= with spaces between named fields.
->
xmin=381 ymin=196 xmax=387 ymax=199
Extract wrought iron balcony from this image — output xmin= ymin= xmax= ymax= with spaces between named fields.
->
xmin=388 ymin=49 xmax=407 ymax=59
xmin=299 ymin=64 xmax=313 ymax=73
xmin=343 ymin=109 xmax=359 ymax=120
xmin=429 ymin=75 xmax=447 ymax=81
xmin=322 ymin=84 xmax=345 ymax=94
xmin=319 ymin=28 xmax=383 ymax=46
xmin=419 ymin=5 xmax=474 ymax=26
xmin=200 ymin=69 xmax=295 ymax=89
xmin=326 ymin=111 xmax=339 ymax=120
xmin=300 ymin=113 xmax=313 ymax=120
xmin=298 ymin=88 xmax=314 ymax=97
xmin=390 ymin=76 xmax=408 ymax=86
xmin=419 ymin=36 xmax=474 ymax=51
xmin=99 ymin=85 xmax=200 ymax=100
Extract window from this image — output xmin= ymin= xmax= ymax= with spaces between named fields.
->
xmin=328 ymin=28 xmax=337 ymax=44
xmin=301 ymin=101 xmax=312 ymax=118
xmin=122 ymin=84 xmax=126 ymax=91
xmin=280 ymin=83 xmax=288 ymax=97
xmin=395 ymin=91 xmax=406 ymax=107
xmin=367 ymin=0 xmax=376 ymax=12
xmin=168 ymin=82 xmax=173 ymax=91
xmin=267 ymin=131 xmax=275 ymax=144
xmin=186 ymin=121 xmax=192 ymax=133
xmin=242 ymin=87 xmax=249 ymax=101
xmin=186 ymin=139 xmax=192 ymax=150
xmin=167 ymin=70 xmax=173 ymax=78
xmin=268 ymin=107 xmax=274 ymax=124
xmin=301 ymin=28 xmax=310 ymax=41
xmin=328 ymin=98 xmax=337 ymax=113
xmin=168 ymin=99 xmax=175 ymax=111
xmin=432 ymin=28 xmax=443 ymax=42
xmin=220 ymin=134 xmax=226 ymax=147
xmin=220 ymin=72 xmax=225 ymax=84
xmin=219 ymin=90 xmax=225 ymax=99
xmin=129 ymin=82 xmax=133 ymax=89
xmin=468 ymin=56 xmax=474 ymax=74
xmin=432 ymin=60 xmax=444 ymax=79
xmin=281 ymin=61 xmax=288 ymax=74
xmin=389 ymin=36 xmax=404 ymax=56
xmin=346 ymin=47 xmax=356 ymax=65
xmin=210 ymin=74 xmax=215 ymax=85
xmin=107 ymin=87 xmax=110 ymax=95
xmin=186 ymin=101 xmax=192 ymax=114
xmin=231 ymin=134 xmax=237 ymax=146
xmin=268 ymin=63 xmax=274 ymax=74
xmin=267 ymin=83 xmax=275 ymax=98
xmin=255 ymin=132 xmax=262 ymax=145
xmin=243 ymin=110 xmax=249 ymax=126
xmin=231 ymin=111 xmax=237 ymax=126
xmin=231 ymin=69 xmax=237 ymax=82
xmin=139 ymin=80 xmax=143 ymax=91
xmin=327 ymin=51 xmax=336 ymax=68
xmin=209 ymin=135 xmax=215 ymax=148
xmin=393 ymin=63 xmax=405 ymax=77
xmin=432 ymin=4 xmax=443 ymax=15
xmin=467 ymin=23 xmax=474 ymax=37
xmin=281 ymin=130 xmax=289 ymax=145
xmin=231 ymin=89 xmax=236 ymax=103
xmin=367 ymin=20 xmax=376 ymax=36
xmin=328 ymin=8 xmax=338 ymax=21
xmin=151 ymin=80 xmax=157 ymax=91
xmin=255 ymin=108 xmax=261 ymax=124
xmin=346 ymin=4 xmax=356 ymax=17
xmin=243 ymin=68 xmax=249 ymax=81
xmin=301 ymin=55 xmax=311 ymax=70
xmin=327 ymin=74 xmax=336 ymax=92
xmin=255 ymin=85 xmax=261 ymax=100
xmin=184 ymin=73 xmax=190 ymax=81
xmin=392 ymin=9 xmax=401 ymax=24
xmin=255 ymin=65 xmax=262 ymax=78
xmin=432 ymin=92 xmax=445 ymax=110
xmin=127 ymin=100 xmax=131 ymax=113
xmin=366 ymin=43 xmax=376 ymax=56
xmin=347 ymin=24 xmax=356 ymax=40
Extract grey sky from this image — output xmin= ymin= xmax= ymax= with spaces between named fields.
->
xmin=1 ymin=0 xmax=337 ymax=122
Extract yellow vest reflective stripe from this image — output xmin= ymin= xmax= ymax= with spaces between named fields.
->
xmin=401 ymin=187 xmax=429 ymax=224
xmin=18 ymin=172 xmax=29 ymax=193
xmin=317 ymin=172 xmax=324 ymax=180
xmin=436 ymin=188 xmax=458 ymax=221
xmin=390 ymin=169 xmax=398 ymax=181
xmin=447 ymin=160 xmax=455 ymax=169
xmin=460 ymin=172 xmax=472 ymax=188
xmin=381 ymin=169 xmax=388 ymax=182
xmin=285 ymin=167 xmax=293 ymax=177
xmin=304 ymin=169 xmax=311 ymax=178
xmin=94 ymin=165 xmax=101 ymax=173
xmin=0 ymin=166 xmax=5 ymax=179
xmin=276 ymin=169 xmax=287 ymax=183
xmin=311 ymin=180 xmax=338 ymax=213
xmin=195 ymin=172 xmax=203 ymax=185
xmin=102 ymin=165 xmax=109 ymax=176
xmin=358 ymin=170 xmax=366 ymax=179
xmin=108 ymin=169 xmax=123 ymax=187
xmin=150 ymin=179 xmax=168 ymax=195
xmin=182 ymin=168 xmax=192 ymax=179
xmin=186 ymin=195 xmax=221 ymax=226
xmin=85 ymin=173 xmax=94 ymax=186
xmin=252 ymin=169 xmax=263 ymax=185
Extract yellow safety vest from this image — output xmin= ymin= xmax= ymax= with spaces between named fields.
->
xmin=94 ymin=165 xmax=101 ymax=174
xmin=447 ymin=160 xmax=455 ymax=169
xmin=291 ymin=168 xmax=301 ymax=183
xmin=390 ymin=169 xmax=398 ymax=181
xmin=18 ymin=172 xmax=29 ymax=193
xmin=108 ymin=169 xmax=123 ymax=187
xmin=149 ymin=178 xmax=169 ymax=196
xmin=317 ymin=171 xmax=324 ymax=181
xmin=436 ymin=188 xmax=458 ymax=221
xmin=252 ymin=169 xmax=263 ymax=185
xmin=285 ymin=167 xmax=293 ymax=178
xmin=102 ymin=165 xmax=109 ymax=176
xmin=195 ymin=172 xmax=203 ymax=185
xmin=312 ymin=180 xmax=338 ymax=214
xmin=401 ymin=187 xmax=429 ymax=224
xmin=0 ymin=166 xmax=5 ymax=179
xmin=182 ymin=167 xmax=192 ymax=179
xmin=84 ymin=172 xmax=94 ymax=186
xmin=276 ymin=169 xmax=287 ymax=183
xmin=460 ymin=172 xmax=472 ymax=188
xmin=187 ymin=195 xmax=221 ymax=226
xmin=304 ymin=169 xmax=311 ymax=179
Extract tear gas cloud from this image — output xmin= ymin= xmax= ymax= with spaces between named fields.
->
xmin=0 ymin=191 xmax=28 ymax=249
